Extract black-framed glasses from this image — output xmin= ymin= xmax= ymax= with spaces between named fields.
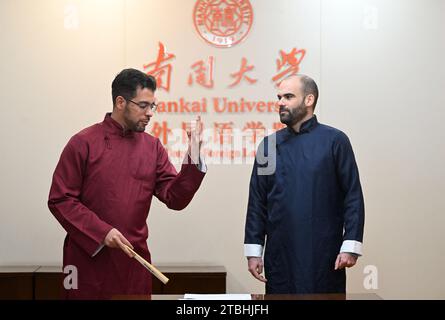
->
xmin=127 ymin=99 xmax=157 ymax=112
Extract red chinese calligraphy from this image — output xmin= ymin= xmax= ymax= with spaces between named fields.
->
xmin=272 ymin=48 xmax=306 ymax=84
xmin=243 ymin=121 xmax=266 ymax=145
xmin=213 ymin=122 xmax=234 ymax=145
xmin=143 ymin=42 xmax=176 ymax=92
xmin=188 ymin=56 xmax=215 ymax=89
xmin=229 ymin=57 xmax=257 ymax=87
xmin=150 ymin=121 xmax=172 ymax=145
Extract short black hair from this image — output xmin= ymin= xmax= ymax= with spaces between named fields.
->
xmin=111 ymin=68 xmax=157 ymax=106
xmin=299 ymin=75 xmax=319 ymax=109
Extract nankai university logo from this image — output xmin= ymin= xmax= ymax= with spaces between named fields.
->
xmin=193 ymin=0 xmax=253 ymax=48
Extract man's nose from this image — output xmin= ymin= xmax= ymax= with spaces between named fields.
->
xmin=145 ymin=107 xmax=154 ymax=117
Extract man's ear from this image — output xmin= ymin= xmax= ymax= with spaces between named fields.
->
xmin=305 ymin=94 xmax=315 ymax=107
xmin=115 ymin=96 xmax=126 ymax=110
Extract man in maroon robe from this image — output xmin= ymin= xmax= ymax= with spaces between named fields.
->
xmin=48 ymin=69 xmax=206 ymax=299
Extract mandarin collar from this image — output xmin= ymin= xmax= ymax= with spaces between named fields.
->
xmin=102 ymin=113 xmax=135 ymax=138
xmin=286 ymin=114 xmax=318 ymax=135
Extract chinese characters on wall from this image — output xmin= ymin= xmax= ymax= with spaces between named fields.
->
xmin=142 ymin=41 xmax=306 ymax=163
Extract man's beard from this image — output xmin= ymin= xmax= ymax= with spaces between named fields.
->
xmin=123 ymin=106 xmax=147 ymax=132
xmin=127 ymin=120 xmax=147 ymax=132
xmin=279 ymin=101 xmax=308 ymax=126
xmin=132 ymin=123 xmax=146 ymax=132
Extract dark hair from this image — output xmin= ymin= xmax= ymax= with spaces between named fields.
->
xmin=111 ymin=68 xmax=157 ymax=106
xmin=299 ymin=75 xmax=319 ymax=109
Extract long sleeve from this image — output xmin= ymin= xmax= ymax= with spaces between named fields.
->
xmin=154 ymin=139 xmax=205 ymax=210
xmin=48 ymin=135 xmax=113 ymax=256
xmin=244 ymin=141 xmax=269 ymax=256
xmin=333 ymin=132 xmax=365 ymax=251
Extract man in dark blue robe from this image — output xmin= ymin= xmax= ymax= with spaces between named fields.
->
xmin=244 ymin=75 xmax=364 ymax=294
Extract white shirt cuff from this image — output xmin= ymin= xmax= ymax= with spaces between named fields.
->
xmin=244 ymin=241 xmax=362 ymax=258
xmin=197 ymin=155 xmax=207 ymax=173
xmin=340 ymin=240 xmax=363 ymax=256
xmin=244 ymin=244 xmax=263 ymax=257
xmin=184 ymin=153 xmax=207 ymax=173
xmin=92 ymin=243 xmax=105 ymax=257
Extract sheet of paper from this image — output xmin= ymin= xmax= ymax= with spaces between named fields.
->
xmin=183 ymin=294 xmax=252 ymax=300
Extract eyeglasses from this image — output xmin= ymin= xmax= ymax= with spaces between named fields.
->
xmin=127 ymin=99 xmax=157 ymax=112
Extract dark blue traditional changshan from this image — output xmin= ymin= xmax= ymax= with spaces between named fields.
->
xmin=245 ymin=115 xmax=365 ymax=293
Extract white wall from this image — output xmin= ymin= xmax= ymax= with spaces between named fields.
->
xmin=320 ymin=0 xmax=445 ymax=299
xmin=1 ymin=0 xmax=444 ymax=299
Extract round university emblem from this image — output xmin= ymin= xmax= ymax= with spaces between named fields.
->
xmin=193 ymin=0 xmax=254 ymax=48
